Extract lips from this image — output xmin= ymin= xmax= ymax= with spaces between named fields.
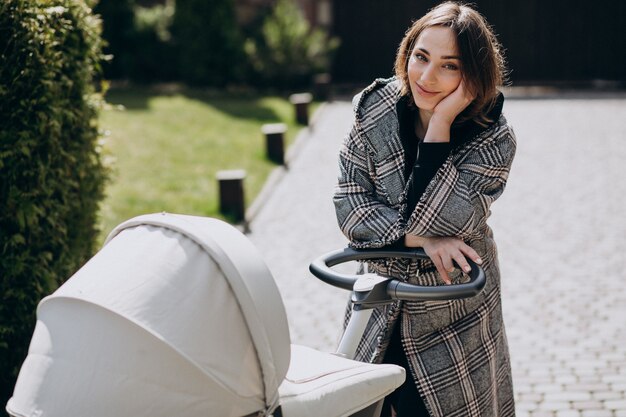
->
xmin=415 ymin=83 xmax=439 ymax=97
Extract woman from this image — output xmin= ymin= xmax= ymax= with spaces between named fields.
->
xmin=333 ymin=2 xmax=516 ymax=416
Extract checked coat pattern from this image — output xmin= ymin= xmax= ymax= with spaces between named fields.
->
xmin=334 ymin=78 xmax=516 ymax=417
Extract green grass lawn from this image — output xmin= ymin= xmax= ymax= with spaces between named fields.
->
xmin=98 ymin=87 xmax=316 ymax=243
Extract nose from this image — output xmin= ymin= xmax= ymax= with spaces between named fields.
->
xmin=420 ymin=63 xmax=437 ymax=85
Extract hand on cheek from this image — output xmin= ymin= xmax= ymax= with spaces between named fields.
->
xmin=423 ymin=81 xmax=475 ymax=143
xmin=432 ymin=80 xmax=476 ymax=126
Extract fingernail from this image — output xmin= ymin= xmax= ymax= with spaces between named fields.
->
xmin=464 ymin=265 xmax=471 ymax=272
xmin=476 ymin=258 xmax=483 ymax=264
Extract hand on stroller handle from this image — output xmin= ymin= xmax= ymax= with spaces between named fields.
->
xmin=309 ymin=247 xmax=486 ymax=301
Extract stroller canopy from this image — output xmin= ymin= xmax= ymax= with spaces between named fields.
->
xmin=8 ymin=213 xmax=291 ymax=417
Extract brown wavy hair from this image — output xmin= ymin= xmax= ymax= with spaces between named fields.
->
xmin=395 ymin=2 xmax=508 ymax=126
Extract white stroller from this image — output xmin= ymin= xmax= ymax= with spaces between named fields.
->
xmin=7 ymin=213 xmax=484 ymax=417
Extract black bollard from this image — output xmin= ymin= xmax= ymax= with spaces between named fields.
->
xmin=216 ymin=169 xmax=246 ymax=223
xmin=261 ymin=123 xmax=287 ymax=165
xmin=289 ymin=93 xmax=312 ymax=126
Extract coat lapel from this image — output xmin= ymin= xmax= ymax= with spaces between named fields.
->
xmin=354 ymin=79 xmax=407 ymax=206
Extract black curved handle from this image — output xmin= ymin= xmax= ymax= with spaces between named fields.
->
xmin=309 ymin=247 xmax=486 ymax=301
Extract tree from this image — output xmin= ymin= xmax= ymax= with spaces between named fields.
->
xmin=245 ymin=0 xmax=339 ymax=89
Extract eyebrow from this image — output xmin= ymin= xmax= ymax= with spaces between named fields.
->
xmin=417 ymin=47 xmax=461 ymax=60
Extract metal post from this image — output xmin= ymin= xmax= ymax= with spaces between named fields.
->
xmin=216 ymin=169 xmax=246 ymax=223
xmin=261 ymin=123 xmax=287 ymax=165
xmin=289 ymin=93 xmax=312 ymax=126
xmin=335 ymin=308 xmax=374 ymax=360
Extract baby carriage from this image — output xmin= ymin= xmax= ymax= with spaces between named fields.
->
xmin=7 ymin=213 xmax=484 ymax=417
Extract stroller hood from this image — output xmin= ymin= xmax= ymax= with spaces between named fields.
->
xmin=7 ymin=213 xmax=291 ymax=417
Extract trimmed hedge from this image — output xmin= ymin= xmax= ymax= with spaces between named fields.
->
xmin=0 ymin=0 xmax=107 ymax=407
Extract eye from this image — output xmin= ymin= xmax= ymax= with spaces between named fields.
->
xmin=413 ymin=52 xmax=428 ymax=62
xmin=443 ymin=63 xmax=460 ymax=71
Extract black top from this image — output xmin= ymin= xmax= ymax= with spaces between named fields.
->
xmin=386 ymin=93 xmax=504 ymax=248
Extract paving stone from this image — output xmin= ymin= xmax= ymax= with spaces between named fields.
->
xmin=555 ymin=375 xmax=580 ymax=384
xmin=578 ymin=376 xmax=604 ymax=385
xmin=574 ymin=402 xmax=608 ymax=411
xmin=534 ymin=384 xmax=566 ymax=394
xmin=544 ymin=392 xmax=592 ymax=402
xmin=580 ymin=411 xmax=614 ymax=417
xmin=566 ymin=384 xmax=611 ymax=393
xmin=593 ymin=392 xmax=624 ymax=401
xmin=540 ymin=402 xmax=574 ymax=411
xmin=518 ymin=401 xmax=541 ymax=411
xmin=603 ymin=375 xmax=626 ymax=384
xmin=556 ymin=411 xmax=581 ymax=417
xmin=532 ymin=411 xmax=556 ymax=417
xmin=611 ymin=383 xmax=626 ymax=392
xmin=521 ymin=393 xmax=546 ymax=402
xmin=606 ymin=401 xmax=626 ymax=411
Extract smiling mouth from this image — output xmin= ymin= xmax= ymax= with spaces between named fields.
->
xmin=416 ymin=83 xmax=439 ymax=96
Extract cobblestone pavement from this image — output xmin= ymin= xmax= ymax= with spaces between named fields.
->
xmin=247 ymin=93 xmax=626 ymax=416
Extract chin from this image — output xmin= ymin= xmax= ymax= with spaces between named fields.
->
xmin=412 ymin=96 xmax=438 ymax=112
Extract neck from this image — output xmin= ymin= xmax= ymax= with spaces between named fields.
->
xmin=415 ymin=108 xmax=433 ymax=139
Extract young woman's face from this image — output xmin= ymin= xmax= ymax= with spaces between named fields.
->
xmin=407 ymin=26 xmax=463 ymax=111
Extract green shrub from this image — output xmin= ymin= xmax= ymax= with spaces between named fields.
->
xmin=245 ymin=0 xmax=339 ymax=90
xmin=172 ymin=0 xmax=246 ymax=86
xmin=0 ymin=0 xmax=107 ymax=407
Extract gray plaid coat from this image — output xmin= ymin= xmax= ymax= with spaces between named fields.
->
xmin=334 ymin=78 xmax=516 ymax=417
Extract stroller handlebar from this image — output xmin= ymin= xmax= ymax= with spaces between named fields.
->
xmin=309 ymin=247 xmax=486 ymax=301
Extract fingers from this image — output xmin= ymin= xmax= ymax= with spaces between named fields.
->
xmin=441 ymin=253 xmax=456 ymax=275
xmin=431 ymin=255 xmax=451 ymax=285
xmin=434 ymin=81 xmax=474 ymax=122
xmin=439 ymin=249 xmax=468 ymax=282
xmin=459 ymin=79 xmax=477 ymax=101
xmin=451 ymin=250 xmax=471 ymax=274
xmin=458 ymin=83 xmax=474 ymax=108
xmin=449 ymin=244 xmax=484 ymax=276
xmin=424 ymin=237 xmax=483 ymax=285
xmin=459 ymin=244 xmax=483 ymax=266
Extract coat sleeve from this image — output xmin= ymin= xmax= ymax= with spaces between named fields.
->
xmin=405 ymin=122 xmax=517 ymax=241
xmin=333 ymin=125 xmax=406 ymax=248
